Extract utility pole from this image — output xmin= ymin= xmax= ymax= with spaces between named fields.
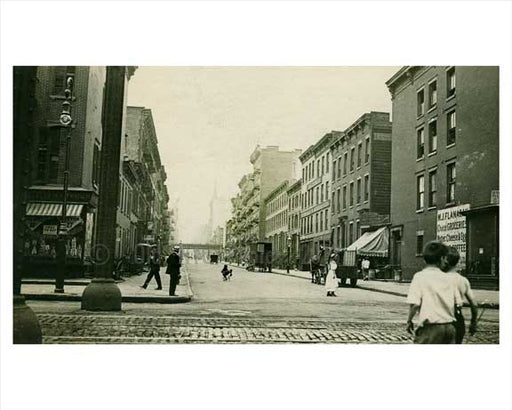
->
xmin=81 ymin=67 xmax=126 ymax=311
xmin=13 ymin=66 xmax=42 ymax=343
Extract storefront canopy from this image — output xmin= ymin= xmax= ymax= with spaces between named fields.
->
xmin=346 ymin=226 xmax=388 ymax=257
xmin=26 ymin=203 xmax=83 ymax=218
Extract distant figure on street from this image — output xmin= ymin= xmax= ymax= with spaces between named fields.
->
xmin=362 ymin=258 xmax=370 ymax=281
xmin=166 ymin=246 xmax=182 ymax=296
xmin=141 ymin=249 xmax=162 ymax=290
xmin=310 ymin=254 xmax=319 ymax=283
xmin=444 ymin=246 xmax=478 ymax=343
xmin=406 ymin=241 xmax=462 ymax=344
xmin=221 ymin=264 xmax=233 ymax=281
xmin=325 ymin=253 xmax=338 ymax=297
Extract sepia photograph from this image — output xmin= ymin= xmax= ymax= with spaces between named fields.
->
xmin=2 ymin=2 xmax=512 ymax=410
xmin=13 ymin=65 xmax=499 ymax=345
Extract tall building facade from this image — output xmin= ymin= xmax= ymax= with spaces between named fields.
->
xmin=226 ymin=146 xmax=301 ymax=261
xmin=23 ymin=66 xmax=110 ymax=276
xmin=386 ymin=66 xmax=499 ymax=286
xmin=299 ymin=132 xmax=337 ymax=267
xmin=287 ymin=179 xmax=302 ymax=269
xmin=264 ymin=181 xmax=289 ymax=268
xmin=329 ymin=112 xmax=392 ymax=250
xmin=120 ymin=106 xmax=170 ymax=257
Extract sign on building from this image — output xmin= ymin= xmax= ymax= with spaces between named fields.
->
xmin=43 ymin=225 xmax=58 ymax=236
xmin=436 ymin=204 xmax=470 ymax=270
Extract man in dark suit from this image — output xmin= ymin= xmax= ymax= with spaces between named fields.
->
xmin=166 ymin=246 xmax=181 ymax=296
xmin=141 ymin=248 xmax=162 ymax=290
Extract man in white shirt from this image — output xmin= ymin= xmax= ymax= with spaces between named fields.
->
xmin=406 ymin=241 xmax=462 ymax=344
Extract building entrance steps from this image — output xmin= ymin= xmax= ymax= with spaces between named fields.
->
xmin=20 ymin=266 xmax=193 ymax=304
xmin=231 ymin=262 xmax=499 ymax=309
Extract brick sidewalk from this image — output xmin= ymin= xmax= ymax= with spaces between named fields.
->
xmin=21 ymin=265 xmax=193 ymax=303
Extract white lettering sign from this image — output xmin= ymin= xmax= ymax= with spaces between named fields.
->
xmin=436 ymin=204 xmax=470 ymax=269
xmin=43 ymin=225 xmax=58 ymax=236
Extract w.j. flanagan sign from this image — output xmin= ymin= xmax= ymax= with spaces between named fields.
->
xmin=436 ymin=204 xmax=470 ymax=270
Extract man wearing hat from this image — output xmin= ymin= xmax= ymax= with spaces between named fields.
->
xmin=166 ymin=246 xmax=182 ymax=296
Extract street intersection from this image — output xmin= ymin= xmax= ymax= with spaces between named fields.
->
xmin=26 ymin=262 xmax=499 ymax=344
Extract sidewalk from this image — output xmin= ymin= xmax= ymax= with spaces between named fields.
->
xmin=21 ymin=265 xmax=193 ymax=304
xmin=242 ymin=265 xmax=499 ymax=309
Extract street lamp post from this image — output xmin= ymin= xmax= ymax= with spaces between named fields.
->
xmin=287 ymin=235 xmax=291 ymax=273
xmin=55 ymin=75 xmax=74 ymax=293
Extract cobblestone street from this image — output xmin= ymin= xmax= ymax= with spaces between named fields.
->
xmin=38 ymin=313 xmax=499 ymax=344
xmin=29 ymin=262 xmax=499 ymax=344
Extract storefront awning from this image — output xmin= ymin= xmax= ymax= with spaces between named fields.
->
xmin=26 ymin=203 xmax=84 ymax=218
xmin=346 ymin=226 xmax=388 ymax=257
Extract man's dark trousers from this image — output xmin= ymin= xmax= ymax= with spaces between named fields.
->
xmin=169 ymin=275 xmax=179 ymax=296
xmin=143 ymin=266 xmax=162 ymax=289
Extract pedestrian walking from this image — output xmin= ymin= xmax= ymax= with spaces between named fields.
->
xmin=444 ymin=246 xmax=478 ymax=343
xmin=140 ymin=249 xmax=162 ymax=290
xmin=362 ymin=258 xmax=370 ymax=281
xmin=166 ymin=245 xmax=182 ymax=296
xmin=325 ymin=253 xmax=338 ymax=296
xmin=406 ymin=241 xmax=462 ymax=344
xmin=221 ymin=264 xmax=233 ymax=281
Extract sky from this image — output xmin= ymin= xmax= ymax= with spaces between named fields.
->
xmin=127 ymin=66 xmax=399 ymax=242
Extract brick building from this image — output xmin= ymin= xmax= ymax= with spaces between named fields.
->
xmin=329 ymin=112 xmax=392 ymax=250
xmin=264 ymin=181 xmax=289 ymax=268
xmin=287 ymin=179 xmax=302 ymax=269
xmin=22 ymin=67 xmax=112 ymax=276
xmin=121 ymin=106 xmax=170 ymax=259
xmin=386 ymin=66 xmax=499 ymax=286
xmin=299 ymin=132 xmax=337 ymax=268
xmin=226 ymin=146 xmax=301 ymax=262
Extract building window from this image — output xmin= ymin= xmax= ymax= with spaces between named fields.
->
xmin=356 ymin=178 xmax=361 ymax=204
xmin=331 ymin=192 xmax=335 ymax=214
xmin=320 ymin=184 xmax=324 ymax=202
xmin=37 ymin=127 xmax=61 ymax=183
xmin=417 ymin=174 xmax=425 ymax=210
xmin=447 ymin=110 xmax=456 ymax=146
xmin=315 ymin=213 xmax=318 ymax=233
xmin=317 ymin=159 xmax=320 ymax=177
xmin=357 ymin=142 xmax=362 ymax=168
xmin=337 ymin=157 xmax=342 ymax=179
xmin=336 ymin=226 xmax=341 ymax=247
xmin=447 ymin=163 xmax=456 ymax=203
xmin=320 ymin=212 xmax=323 ymax=232
xmin=349 ymin=222 xmax=354 ymax=244
xmin=325 ymin=182 xmax=329 ymax=201
xmin=428 ymin=170 xmax=437 ymax=207
xmin=321 ymin=156 xmax=325 ymax=175
xmin=355 ymin=220 xmax=360 ymax=240
xmin=428 ymin=80 xmax=437 ymax=108
xmin=447 ymin=67 xmax=456 ymax=98
xmin=416 ymin=233 xmax=424 ymax=256
xmin=332 ymin=159 xmax=337 ymax=180
xmin=325 ymin=210 xmax=328 ymax=232
xmin=350 ymin=147 xmax=355 ymax=171
xmin=365 ymin=137 xmax=370 ymax=164
xmin=428 ymin=119 xmax=437 ymax=153
xmin=343 ymin=185 xmax=347 ymax=210
xmin=336 ymin=188 xmax=341 ymax=213
xmin=343 ymin=152 xmax=348 ymax=175
xmin=350 ymin=182 xmax=354 ymax=207
xmin=53 ymin=66 xmax=76 ymax=95
xmin=316 ymin=187 xmax=319 ymax=204
xmin=364 ymin=174 xmax=369 ymax=202
xmin=417 ymin=88 xmax=425 ymax=116
xmin=326 ymin=153 xmax=330 ymax=172
xmin=302 ymin=168 xmax=305 ymax=183
xmin=417 ymin=127 xmax=425 ymax=159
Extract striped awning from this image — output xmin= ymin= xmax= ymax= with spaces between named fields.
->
xmin=26 ymin=203 xmax=84 ymax=218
